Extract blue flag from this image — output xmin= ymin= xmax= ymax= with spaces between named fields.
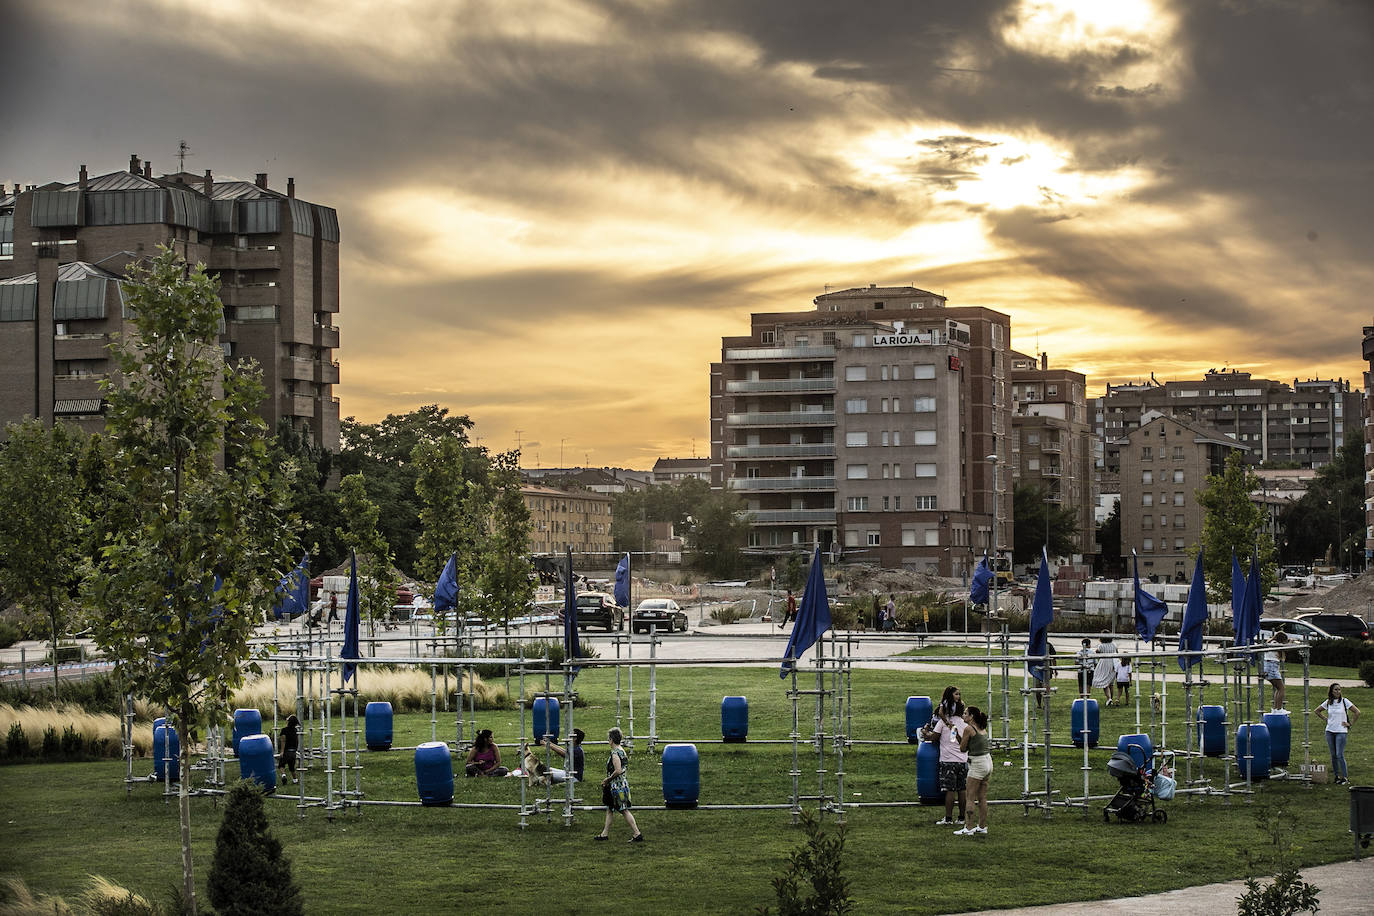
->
xmin=1230 ymin=553 xmax=1244 ymax=635
xmin=969 ymin=551 xmax=993 ymax=606
xmin=563 ymin=547 xmax=580 ymax=674
xmin=341 ymin=551 xmax=361 ymax=684
xmin=780 ymin=547 xmax=832 ymax=678
xmin=1177 ymin=548 xmax=1207 ymax=672
xmin=434 ymin=552 xmax=459 ymax=613
xmin=1026 ymin=548 xmax=1054 ymax=681
xmin=614 ymin=553 xmax=631 ymax=608
xmin=273 ymin=553 xmax=310 ymax=620
xmin=1239 ymin=552 xmax=1263 ymax=661
xmin=1132 ymin=550 xmax=1168 ymax=642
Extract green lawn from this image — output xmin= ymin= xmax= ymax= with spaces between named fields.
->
xmin=1 ymin=666 xmax=1368 ymax=914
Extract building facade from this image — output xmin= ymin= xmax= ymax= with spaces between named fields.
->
xmin=651 ymin=457 xmax=711 ymax=484
xmin=1010 ymin=351 xmax=1095 ymax=560
xmin=0 ymin=156 xmax=341 ymax=448
xmin=1118 ymin=415 xmax=1246 ymax=582
xmin=709 ymin=285 xmax=1012 ymax=575
xmin=522 ymin=484 xmax=614 ymax=556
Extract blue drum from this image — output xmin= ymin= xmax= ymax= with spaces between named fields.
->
xmin=153 ymin=722 xmax=180 ymax=782
xmin=916 ymin=740 xmax=942 ymax=804
xmin=1262 ymin=712 xmax=1291 ymax=768
xmin=532 ymin=697 xmax=560 ymax=743
xmin=238 ymin=733 xmax=276 ymax=793
xmin=1236 ymin=723 xmax=1271 ymax=781
xmin=661 ymin=743 xmax=700 ymax=808
xmin=1117 ymin=733 xmax=1154 ymax=771
xmin=365 ymin=702 xmax=394 ymax=751
xmin=231 ymin=708 xmax=262 ymax=757
xmin=721 ymin=697 xmax=748 ymax=743
xmin=415 ymin=742 xmax=454 ymax=806
xmin=1071 ymin=698 xmax=1099 ymax=748
xmin=1198 ymin=705 xmax=1226 ymax=757
xmin=905 ymin=696 xmax=933 ymax=744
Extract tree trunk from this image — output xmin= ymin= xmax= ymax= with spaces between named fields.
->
xmin=178 ymin=700 xmax=197 ymax=915
xmin=49 ymin=590 xmax=60 ymax=699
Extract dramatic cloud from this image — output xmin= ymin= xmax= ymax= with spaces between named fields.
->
xmin=4 ymin=0 xmax=1371 ymax=464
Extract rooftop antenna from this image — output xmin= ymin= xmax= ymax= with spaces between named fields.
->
xmin=176 ymin=140 xmax=193 ymax=171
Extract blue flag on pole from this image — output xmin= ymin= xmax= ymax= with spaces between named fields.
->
xmin=780 ymin=546 xmax=832 ymax=678
xmin=434 ymin=552 xmax=459 ymax=613
xmin=969 ymin=551 xmax=993 ymax=606
xmin=1133 ymin=550 xmax=1169 ymax=641
xmin=614 ymin=553 xmax=631 ymax=608
xmin=1230 ymin=553 xmax=1245 ymax=635
xmin=563 ymin=547 xmax=581 ymax=674
xmin=273 ymin=553 xmax=310 ymax=620
xmin=1178 ymin=548 xmax=1207 ymax=672
xmin=341 ymin=551 xmax=361 ymax=684
xmin=1026 ymin=547 xmax=1054 ymax=681
xmin=1239 ymin=552 xmax=1263 ymax=661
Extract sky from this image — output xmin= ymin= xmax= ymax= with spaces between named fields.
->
xmin=4 ymin=0 xmax=1372 ymax=469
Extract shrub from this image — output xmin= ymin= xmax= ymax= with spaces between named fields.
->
xmin=41 ymin=725 xmax=59 ymax=757
xmin=61 ymin=724 xmax=84 ymax=759
xmin=757 ymin=810 xmax=852 ymax=916
xmin=0 ymin=620 xmax=20 ymax=649
xmin=1307 ymin=638 xmax=1374 ymax=669
xmin=1358 ymin=660 xmax=1374 ymax=688
xmin=207 ymin=781 xmax=304 ymax=916
xmin=5 ymin=722 xmax=26 ymax=758
xmin=710 ymin=602 xmax=752 ymax=625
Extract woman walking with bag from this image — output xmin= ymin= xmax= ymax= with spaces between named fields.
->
xmin=594 ymin=727 xmax=643 ymax=842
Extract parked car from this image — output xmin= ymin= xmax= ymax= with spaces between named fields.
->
xmin=557 ymin=592 xmax=624 ymax=631
xmin=1294 ymin=612 xmax=1370 ymax=641
xmin=631 ymin=598 xmax=688 ymax=634
xmin=1258 ymin=617 xmax=1336 ymax=643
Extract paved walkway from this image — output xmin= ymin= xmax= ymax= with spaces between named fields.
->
xmin=961 ymin=854 xmax=1372 ymax=915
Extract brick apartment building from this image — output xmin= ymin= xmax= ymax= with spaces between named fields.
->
xmin=0 ymin=156 xmax=341 ymax=448
xmin=522 ymin=484 xmax=614 ymax=556
xmin=709 ymin=285 xmax=1012 ymax=575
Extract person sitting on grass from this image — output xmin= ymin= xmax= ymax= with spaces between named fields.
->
xmin=464 ymin=728 xmax=508 ymax=777
xmin=542 ymin=729 xmax=585 ymax=783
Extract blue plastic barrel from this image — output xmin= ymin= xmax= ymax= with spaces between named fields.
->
xmin=532 ymin=697 xmax=560 ymax=743
xmin=721 ymin=696 xmax=748 ymax=743
xmin=415 ymin=741 xmax=454 ymax=806
xmin=1071 ymin=698 xmax=1100 ymax=748
xmin=1237 ymin=723 xmax=1271 ymax=781
xmin=916 ymin=740 xmax=942 ymax=804
xmin=1262 ymin=712 xmax=1291 ymax=767
xmin=238 ymin=733 xmax=276 ymax=793
xmin=365 ymin=702 xmax=394 ymax=751
xmin=153 ymin=722 xmax=180 ymax=782
xmin=1198 ymin=705 xmax=1227 ymax=757
xmin=231 ymin=708 xmax=262 ymax=757
xmin=661 ymin=743 xmax=700 ymax=808
xmin=905 ymin=696 xmax=933 ymax=744
xmin=1117 ymin=733 xmax=1154 ymax=771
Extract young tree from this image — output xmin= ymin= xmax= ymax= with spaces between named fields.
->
xmin=413 ymin=436 xmax=493 ymax=627
xmin=84 ymin=247 xmax=298 ymax=914
xmin=1011 ymin=483 xmax=1080 ymax=564
xmin=1095 ymin=500 xmax=1122 ymax=578
xmin=686 ymin=490 xmax=751 ymax=578
xmin=0 ymin=419 xmax=87 ymax=696
xmin=271 ymin=420 xmax=343 ymax=572
xmin=334 ymin=473 xmax=399 ymax=637
xmin=481 ymin=452 xmax=535 ymax=627
xmin=1197 ymin=450 xmax=1276 ymax=601
xmin=207 ymin=781 xmax=304 ymax=916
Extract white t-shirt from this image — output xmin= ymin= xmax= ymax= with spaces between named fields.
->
xmin=1319 ymin=698 xmax=1353 ymax=733
xmin=933 ymin=716 xmax=969 ymax=764
xmin=1115 ymin=661 xmax=1132 ymax=682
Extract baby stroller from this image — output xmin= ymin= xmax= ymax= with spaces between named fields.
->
xmin=1103 ymin=743 xmax=1170 ymax=824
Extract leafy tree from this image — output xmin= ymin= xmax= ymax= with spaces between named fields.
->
xmin=1197 ymin=451 xmax=1276 ymax=602
xmin=207 ymin=780 xmax=304 ymax=916
xmin=481 ymin=452 xmax=535 ymax=627
xmin=84 ymin=247 xmax=298 ymax=914
xmin=686 ymin=489 xmax=751 ymax=578
xmin=334 ymin=473 xmax=399 ymax=637
xmin=271 ymin=420 xmax=343 ymax=573
xmin=1095 ymin=500 xmax=1122 ymax=578
xmin=1011 ymin=483 xmax=1080 ymax=564
xmin=0 ymin=419 xmax=87 ymax=696
xmin=612 ymin=478 xmax=713 ymax=555
xmin=1277 ymin=439 xmax=1362 ymax=569
xmin=756 ymin=810 xmax=852 ymax=916
xmin=413 ymin=435 xmax=493 ymax=628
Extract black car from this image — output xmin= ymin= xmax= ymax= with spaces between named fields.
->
xmin=631 ymin=598 xmax=688 ymax=634
xmin=558 ymin=592 xmax=624 ymax=631
xmin=1295 ymin=612 xmax=1370 ymax=641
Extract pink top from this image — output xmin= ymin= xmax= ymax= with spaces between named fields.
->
xmin=933 ymin=717 xmax=968 ymax=764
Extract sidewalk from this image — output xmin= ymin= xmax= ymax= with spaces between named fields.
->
xmin=961 ymin=855 xmax=1372 ymax=915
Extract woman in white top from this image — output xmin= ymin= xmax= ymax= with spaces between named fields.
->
xmin=1092 ymin=635 xmax=1117 ymax=706
xmin=1316 ymin=683 xmax=1361 ymax=785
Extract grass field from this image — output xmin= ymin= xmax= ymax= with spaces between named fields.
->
xmin=1 ymin=665 xmax=1368 ymax=914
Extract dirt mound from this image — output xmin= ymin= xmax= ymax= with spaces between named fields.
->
xmin=1269 ymin=573 xmax=1374 ymax=618
xmin=834 ymin=564 xmax=964 ymax=597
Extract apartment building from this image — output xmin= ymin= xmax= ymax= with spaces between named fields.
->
xmin=522 ymin=484 xmax=614 ymax=556
xmin=1118 ymin=414 xmax=1246 ymax=581
xmin=709 ymin=285 xmax=1012 ymax=575
xmin=1010 ymin=351 xmax=1095 ymax=560
xmin=0 ymin=156 xmax=341 ymax=448
xmin=651 ymin=457 xmax=711 ymax=484
xmin=1093 ymin=369 xmax=1360 ymax=473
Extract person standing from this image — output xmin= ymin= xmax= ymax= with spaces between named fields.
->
xmin=1115 ymin=654 xmax=1132 ymax=705
xmin=885 ymin=594 xmax=897 ymax=632
xmin=1092 ymin=634 xmax=1117 ymax=706
xmin=872 ymin=593 xmax=882 ymax=631
xmin=922 ymin=686 xmax=968 ymax=826
xmin=955 ymin=706 xmax=991 ymax=835
xmin=1075 ymin=638 xmax=1094 ymax=697
xmin=595 ymin=727 xmax=643 ymax=842
xmin=327 ymin=592 xmax=339 ymax=624
xmin=1261 ymin=632 xmax=1290 ymax=711
xmin=277 ymin=714 xmax=300 ymax=785
xmin=1316 ymin=683 xmax=1361 ymax=785
xmin=786 ymin=590 xmax=797 ymax=624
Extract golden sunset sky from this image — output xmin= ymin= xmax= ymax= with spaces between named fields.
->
xmin=5 ymin=0 xmax=1372 ymax=467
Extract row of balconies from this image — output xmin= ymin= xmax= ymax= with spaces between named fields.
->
xmin=726 ymin=443 xmax=836 ymax=459
xmin=725 ymin=377 xmax=836 ymax=394
xmin=726 ymin=410 xmax=835 ymax=427
xmin=727 ymin=476 xmax=836 ymax=492
xmin=282 ymin=356 xmax=341 ymax=385
xmin=724 ymin=345 xmax=835 ymax=361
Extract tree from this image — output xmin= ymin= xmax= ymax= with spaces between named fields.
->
xmin=481 ymin=452 xmax=535 ymax=627
xmin=686 ymin=490 xmax=751 ymax=578
xmin=413 ymin=435 xmax=493 ymax=628
xmin=271 ymin=420 xmax=344 ymax=573
xmin=207 ymin=781 xmax=304 ymax=916
xmin=613 ymin=478 xmax=714 ymax=555
xmin=757 ymin=810 xmax=852 ymax=916
xmin=1197 ymin=450 xmax=1276 ymax=602
xmin=0 ymin=418 xmax=87 ymax=697
xmin=1277 ymin=439 xmax=1362 ymax=569
xmin=334 ymin=473 xmax=398 ymax=637
xmin=1095 ymin=500 xmax=1122 ymax=578
xmin=1011 ymin=483 xmax=1080 ymax=564
xmin=84 ymin=247 xmax=298 ymax=914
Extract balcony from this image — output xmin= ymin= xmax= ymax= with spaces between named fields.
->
xmin=724 ymin=345 xmax=835 ymax=362
xmin=314 ymin=324 xmax=340 ymax=348
xmin=728 ymin=476 xmax=836 ymax=492
xmin=726 ymin=377 xmax=836 ymax=394
xmin=283 ymin=356 xmax=315 ymax=382
xmin=727 ymin=443 xmax=836 ymax=459
xmin=1041 ymin=441 xmax=1063 ymax=454
xmin=283 ymin=394 xmax=315 ymax=417
xmin=317 ymin=360 xmax=340 ymax=385
xmin=726 ymin=410 xmax=835 ymax=427
xmin=53 ymin=334 xmax=111 ymax=361
xmin=208 ymin=247 xmax=281 ymax=272
xmin=748 ymin=509 xmax=837 ymax=525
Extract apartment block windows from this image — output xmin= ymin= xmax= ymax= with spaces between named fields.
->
xmin=881 ymin=431 xmax=890 ymax=447
xmin=845 ymin=366 xmax=867 ymax=381
xmin=881 ymin=463 xmax=890 ymax=479
xmin=851 ymin=334 xmax=867 ymax=347
xmin=867 ymin=532 xmax=881 ymax=546
xmin=846 ymin=432 xmax=869 ymax=447
xmin=1175 ymin=514 xmax=1185 ymax=528
xmin=913 ymin=430 xmax=937 ymax=446
xmin=1173 ymin=446 xmax=1184 ymax=459
xmin=913 ymin=364 xmax=936 ymax=380
xmin=1142 ymin=470 xmax=1153 ymax=484
xmin=892 ymin=431 xmax=902 ymax=447
xmin=1142 ymin=447 xmax=1153 ymax=460
xmin=1143 ymin=538 xmax=1154 ymax=551
xmin=913 ymin=397 xmax=937 ymax=412
xmin=902 ymin=529 xmax=917 ymax=546
xmin=1173 ymin=492 xmax=1185 ymax=506
xmin=880 ymin=365 xmax=889 ymax=381
xmin=882 ymin=496 xmax=890 ymax=510
xmin=915 ymin=463 xmax=937 ymax=477
xmin=846 ymin=496 xmax=869 ymax=511
xmin=1143 ymin=493 xmax=1153 ymax=506
xmin=913 ymin=496 xmax=937 ymax=509
xmin=1172 ymin=470 xmax=1184 ymax=483
xmin=823 ymin=331 xmax=837 ymax=346
xmin=845 ymin=530 xmax=859 ymax=547
xmin=1142 ymin=516 xmax=1154 ymax=530
xmin=846 ymin=464 xmax=869 ymax=479
xmin=881 ymin=398 xmax=889 ymax=413
xmin=845 ymin=398 xmax=868 ymax=413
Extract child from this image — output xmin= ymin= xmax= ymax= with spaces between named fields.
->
xmin=277 ymin=714 xmax=300 ymax=784
xmin=1115 ymin=655 xmax=1132 ymax=704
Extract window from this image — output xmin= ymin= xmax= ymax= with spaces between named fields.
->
xmin=1174 ymin=538 xmax=1186 ymax=549
xmin=1173 ymin=470 xmax=1184 ymax=483
xmin=882 ymin=496 xmax=890 ymax=510
xmin=892 ymin=431 xmax=902 ymax=447
xmin=845 ymin=530 xmax=860 ymax=547
xmin=1173 ymin=446 xmax=1184 ymax=459
xmin=914 ymin=495 xmax=937 ymax=510
xmin=845 ymin=432 xmax=869 ymax=447
xmin=892 ymin=463 xmax=901 ymax=479
xmin=761 ymin=330 xmax=776 ymax=344
xmin=912 ymin=430 xmax=936 ymax=446
xmin=845 ymin=366 xmax=867 ymax=382
xmin=881 ymin=365 xmax=889 ymax=381
xmin=881 ymin=398 xmax=889 ymax=413
xmin=795 ymin=335 xmax=809 ymax=346
xmin=846 ymin=464 xmax=869 ymax=479
xmin=822 ymin=331 xmax=836 ymax=345
xmin=1142 ymin=516 xmax=1153 ymax=530
xmin=913 ymin=397 xmax=937 ymax=412
xmin=1173 ymin=492 xmax=1184 ymax=506
xmin=1142 ymin=447 xmax=1153 ymax=460
xmin=1175 ymin=514 xmax=1185 ymax=528
xmin=1142 ymin=470 xmax=1153 ymax=484
xmin=925 ymin=529 xmax=940 ymax=546
xmin=851 ymin=334 xmax=867 ymax=347
xmin=891 ymin=365 xmax=900 ymax=381
xmin=846 ymin=496 xmax=869 ymax=511
xmin=1143 ymin=538 xmax=1154 ymax=551
xmin=894 ymin=496 xmax=901 ymax=509
xmin=881 ymin=463 xmax=890 ymax=479
xmin=1046 ymin=385 xmax=1058 ymax=398
xmin=881 ymin=431 xmax=890 ymax=447
xmin=1028 ymin=458 xmax=1040 ymax=471
xmin=867 ymin=532 xmax=881 ymax=546
xmin=845 ymin=398 xmax=868 ymax=413
xmin=915 ymin=463 xmax=937 ymax=477
xmin=1143 ymin=493 xmax=1153 ymax=506
xmin=913 ymin=364 xmax=936 ymax=379
xmin=902 ymin=529 xmax=917 ymax=546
